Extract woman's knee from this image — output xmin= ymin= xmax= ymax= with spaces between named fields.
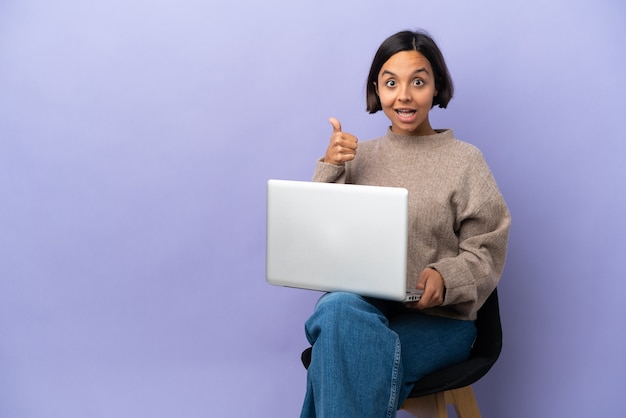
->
xmin=306 ymin=292 xmax=389 ymax=340
xmin=314 ymin=292 xmax=390 ymax=320
xmin=316 ymin=291 xmax=365 ymax=309
xmin=309 ymin=293 xmax=368 ymax=327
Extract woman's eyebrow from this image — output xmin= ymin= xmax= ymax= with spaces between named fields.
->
xmin=381 ymin=67 xmax=430 ymax=77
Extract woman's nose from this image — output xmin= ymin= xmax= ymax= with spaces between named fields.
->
xmin=398 ymin=84 xmax=412 ymax=102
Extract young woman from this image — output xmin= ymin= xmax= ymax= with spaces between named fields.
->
xmin=300 ymin=30 xmax=511 ymax=418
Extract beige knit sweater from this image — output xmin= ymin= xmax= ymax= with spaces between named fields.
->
xmin=313 ymin=128 xmax=511 ymax=321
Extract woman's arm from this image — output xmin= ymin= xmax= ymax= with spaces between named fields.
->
xmin=430 ymin=158 xmax=511 ymax=317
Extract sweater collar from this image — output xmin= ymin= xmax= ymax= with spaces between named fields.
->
xmin=385 ymin=126 xmax=454 ymax=142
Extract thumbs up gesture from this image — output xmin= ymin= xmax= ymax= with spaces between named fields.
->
xmin=323 ymin=117 xmax=358 ymax=166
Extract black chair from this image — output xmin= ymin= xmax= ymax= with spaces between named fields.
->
xmin=301 ymin=289 xmax=502 ymax=418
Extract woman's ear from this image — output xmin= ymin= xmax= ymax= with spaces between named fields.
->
xmin=373 ymin=81 xmax=379 ymax=96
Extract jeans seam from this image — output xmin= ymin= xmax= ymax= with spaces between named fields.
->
xmin=386 ymin=337 xmax=402 ymax=418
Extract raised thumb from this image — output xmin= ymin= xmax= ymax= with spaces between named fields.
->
xmin=329 ymin=117 xmax=342 ymax=133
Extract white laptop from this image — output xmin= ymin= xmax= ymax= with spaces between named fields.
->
xmin=265 ymin=179 xmax=422 ymax=302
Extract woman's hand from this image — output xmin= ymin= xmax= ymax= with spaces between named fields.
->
xmin=323 ymin=117 xmax=358 ymax=165
xmin=406 ymin=268 xmax=445 ymax=310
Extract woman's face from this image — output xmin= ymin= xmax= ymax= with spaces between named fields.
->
xmin=375 ymin=50 xmax=438 ymax=136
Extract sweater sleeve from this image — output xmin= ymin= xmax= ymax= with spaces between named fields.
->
xmin=429 ymin=156 xmax=511 ymax=319
xmin=312 ymin=158 xmax=347 ymax=183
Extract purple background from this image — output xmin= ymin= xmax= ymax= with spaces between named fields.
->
xmin=1 ymin=1 xmax=624 ymax=417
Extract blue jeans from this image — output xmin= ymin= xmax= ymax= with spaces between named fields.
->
xmin=300 ymin=292 xmax=476 ymax=418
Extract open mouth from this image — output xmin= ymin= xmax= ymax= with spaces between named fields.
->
xmin=395 ymin=108 xmax=417 ymax=121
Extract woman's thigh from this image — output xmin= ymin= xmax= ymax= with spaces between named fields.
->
xmin=389 ymin=312 xmax=476 ymax=384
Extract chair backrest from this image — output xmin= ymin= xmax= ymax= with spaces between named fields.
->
xmin=471 ymin=288 xmax=502 ymax=363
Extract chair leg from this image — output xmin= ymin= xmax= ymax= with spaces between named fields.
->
xmin=445 ymin=386 xmax=481 ymax=418
xmin=401 ymin=385 xmax=481 ymax=418
xmin=401 ymin=392 xmax=448 ymax=418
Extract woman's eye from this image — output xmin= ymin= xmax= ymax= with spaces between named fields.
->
xmin=385 ymin=80 xmax=396 ymax=87
xmin=413 ymin=79 xmax=424 ymax=87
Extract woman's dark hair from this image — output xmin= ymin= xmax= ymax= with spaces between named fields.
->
xmin=366 ymin=30 xmax=454 ymax=113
